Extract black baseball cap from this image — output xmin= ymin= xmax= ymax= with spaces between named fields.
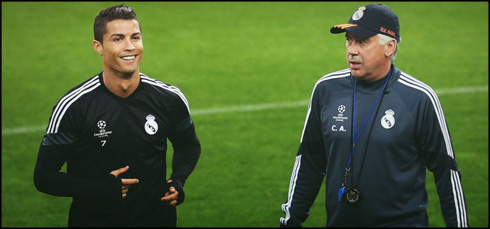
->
xmin=330 ymin=4 xmax=400 ymax=43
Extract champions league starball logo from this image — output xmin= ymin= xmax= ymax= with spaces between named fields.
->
xmin=333 ymin=105 xmax=349 ymax=122
xmin=94 ymin=120 xmax=112 ymax=138
xmin=338 ymin=105 xmax=346 ymax=114
xmin=144 ymin=114 xmax=159 ymax=135
xmin=97 ymin=120 xmax=106 ymax=130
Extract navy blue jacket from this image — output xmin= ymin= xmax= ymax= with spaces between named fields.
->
xmin=280 ymin=65 xmax=468 ymax=227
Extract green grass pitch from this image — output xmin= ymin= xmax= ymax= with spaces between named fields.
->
xmin=2 ymin=2 xmax=488 ymax=227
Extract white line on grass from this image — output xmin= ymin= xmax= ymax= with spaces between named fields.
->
xmin=192 ymin=100 xmax=309 ymax=115
xmin=2 ymin=85 xmax=488 ymax=136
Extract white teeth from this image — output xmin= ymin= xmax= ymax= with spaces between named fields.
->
xmin=121 ymin=55 xmax=136 ymax=60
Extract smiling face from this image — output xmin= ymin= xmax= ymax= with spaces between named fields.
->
xmin=93 ymin=19 xmax=143 ymax=78
xmin=345 ymin=32 xmax=393 ymax=82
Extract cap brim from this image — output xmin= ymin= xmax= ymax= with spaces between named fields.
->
xmin=330 ymin=24 xmax=357 ymax=34
xmin=330 ymin=24 xmax=378 ymax=38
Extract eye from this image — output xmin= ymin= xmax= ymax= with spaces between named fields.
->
xmin=346 ymin=37 xmax=353 ymax=45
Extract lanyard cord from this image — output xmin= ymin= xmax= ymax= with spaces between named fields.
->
xmin=345 ymin=70 xmax=392 ymax=187
xmin=352 ymin=89 xmax=388 ymax=188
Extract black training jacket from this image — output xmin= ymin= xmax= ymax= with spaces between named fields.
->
xmin=34 ymin=72 xmax=201 ymax=227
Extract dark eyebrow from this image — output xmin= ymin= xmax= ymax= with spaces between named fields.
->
xmin=110 ymin=33 xmax=124 ymax=38
xmin=109 ymin=32 xmax=141 ymax=38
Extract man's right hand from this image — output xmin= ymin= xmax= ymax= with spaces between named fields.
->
xmin=110 ymin=166 xmax=139 ymax=198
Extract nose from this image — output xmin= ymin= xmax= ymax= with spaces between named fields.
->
xmin=124 ymin=38 xmax=136 ymax=51
xmin=347 ymin=42 xmax=359 ymax=56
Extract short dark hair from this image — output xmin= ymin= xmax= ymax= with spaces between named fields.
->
xmin=93 ymin=4 xmax=141 ymax=43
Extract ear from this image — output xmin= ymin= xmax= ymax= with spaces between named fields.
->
xmin=385 ymin=40 xmax=396 ymax=57
xmin=92 ymin=40 xmax=103 ymax=56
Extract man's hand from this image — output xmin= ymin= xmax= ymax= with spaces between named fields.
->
xmin=110 ymin=166 xmax=139 ymax=198
xmin=161 ymin=179 xmax=178 ymax=206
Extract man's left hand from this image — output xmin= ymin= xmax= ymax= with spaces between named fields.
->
xmin=161 ymin=179 xmax=178 ymax=206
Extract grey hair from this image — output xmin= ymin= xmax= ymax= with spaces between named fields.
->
xmin=377 ymin=34 xmax=401 ymax=62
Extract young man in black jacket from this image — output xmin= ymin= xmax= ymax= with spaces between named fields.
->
xmin=34 ymin=4 xmax=201 ymax=227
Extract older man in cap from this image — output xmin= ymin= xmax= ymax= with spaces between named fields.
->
xmin=280 ymin=4 xmax=469 ymax=227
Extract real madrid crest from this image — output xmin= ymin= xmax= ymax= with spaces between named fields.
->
xmin=381 ymin=109 xmax=395 ymax=129
xmin=352 ymin=6 xmax=366 ymax=21
xmin=145 ymin=114 xmax=159 ymax=135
